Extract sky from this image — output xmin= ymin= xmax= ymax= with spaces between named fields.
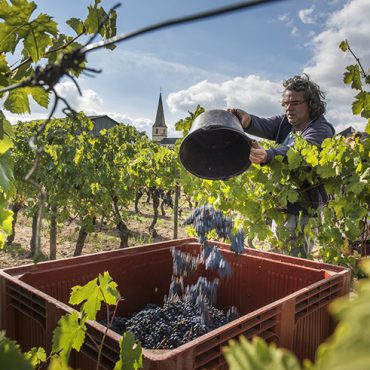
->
xmin=5 ymin=0 xmax=370 ymax=138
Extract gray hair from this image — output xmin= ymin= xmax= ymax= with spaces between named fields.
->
xmin=283 ymin=74 xmax=326 ymax=119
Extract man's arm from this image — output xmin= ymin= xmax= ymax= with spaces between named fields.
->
xmin=228 ymin=109 xmax=284 ymax=141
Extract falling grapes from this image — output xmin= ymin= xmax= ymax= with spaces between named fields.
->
xmin=168 ymin=204 xmax=245 ymax=327
xmin=183 ymin=204 xmax=245 ymax=253
xmin=102 ymin=204 xmax=245 ymax=350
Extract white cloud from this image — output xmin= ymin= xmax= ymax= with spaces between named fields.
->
xmin=54 ymin=80 xmax=104 ymax=114
xmin=278 ymin=13 xmax=290 ymax=23
xmin=168 ymin=0 xmax=369 ymax=133
xmin=167 ymin=76 xmax=282 ymax=117
xmin=291 ymin=26 xmax=300 ymax=36
xmin=5 ymin=79 xmax=155 ymax=137
xmin=303 ymin=0 xmax=370 ymax=130
xmin=299 ymin=6 xmax=316 ymax=25
xmin=109 ymin=113 xmax=153 ymax=137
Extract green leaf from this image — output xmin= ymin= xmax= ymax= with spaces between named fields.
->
xmin=345 ymin=174 xmax=366 ymax=195
xmin=98 ymin=271 xmax=121 ymax=305
xmin=0 ymin=52 xmax=11 ymax=87
xmin=69 ymin=278 xmax=101 ymax=320
xmin=52 ymin=311 xmax=86 ymax=363
xmin=0 ymin=0 xmax=37 ymax=53
xmin=0 ymin=331 xmax=33 ymax=370
xmin=0 ymin=0 xmax=36 ymax=23
xmin=24 ymin=346 xmax=46 ymax=367
xmin=66 ymin=17 xmax=84 ymax=34
xmin=223 ymin=336 xmax=301 ymax=370
xmin=12 ymin=59 xmax=33 ymax=81
xmin=48 ymin=357 xmax=74 ymax=370
xmin=287 ymin=149 xmax=302 ymax=170
xmin=313 ymin=260 xmax=370 ymax=370
xmin=343 ymin=65 xmax=362 ymax=90
xmin=0 ymin=23 xmax=17 ymax=53
xmin=3 ymin=88 xmax=30 ymax=114
xmin=0 ymin=130 xmax=12 ymax=154
xmin=114 ymin=332 xmax=142 ymax=370
xmin=69 ymin=272 xmax=120 ymax=320
xmin=365 ymin=120 xmax=370 ymax=135
xmin=28 ymin=86 xmax=49 ymax=108
xmin=0 ymin=151 xmax=15 ymax=196
xmin=339 ymin=40 xmax=348 ymax=52
xmin=352 ymin=98 xmax=363 ymax=115
xmin=22 ymin=13 xmax=58 ymax=62
xmin=0 ymin=208 xmax=14 ymax=237
xmin=85 ymin=5 xmax=100 ymax=34
xmin=0 ymin=111 xmax=14 ymax=140
xmin=287 ymin=189 xmax=299 ymax=203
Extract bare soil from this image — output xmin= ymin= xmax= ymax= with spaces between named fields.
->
xmin=0 ymin=201 xmax=190 ymax=269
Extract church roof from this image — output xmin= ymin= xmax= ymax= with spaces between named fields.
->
xmin=160 ymin=137 xmax=180 ymax=145
xmin=153 ymin=93 xmax=167 ymax=128
xmin=337 ymin=126 xmax=356 ymax=137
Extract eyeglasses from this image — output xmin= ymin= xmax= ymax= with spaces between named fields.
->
xmin=281 ymin=100 xmax=307 ymax=108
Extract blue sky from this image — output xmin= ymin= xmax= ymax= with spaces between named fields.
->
xmin=7 ymin=0 xmax=370 ymax=137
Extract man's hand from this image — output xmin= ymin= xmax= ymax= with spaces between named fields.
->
xmin=249 ymin=142 xmax=267 ymax=164
xmin=227 ymin=108 xmax=251 ymax=129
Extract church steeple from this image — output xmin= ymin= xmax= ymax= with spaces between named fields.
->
xmin=152 ymin=91 xmax=168 ymax=142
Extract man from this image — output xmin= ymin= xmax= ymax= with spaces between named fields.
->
xmin=229 ymin=74 xmax=335 ymax=257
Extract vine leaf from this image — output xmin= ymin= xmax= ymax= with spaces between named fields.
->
xmin=223 ymin=335 xmax=300 ymax=370
xmin=99 ymin=271 xmax=121 ymax=304
xmin=343 ymin=65 xmax=362 ymax=90
xmin=0 ymin=331 xmax=33 ymax=370
xmin=339 ymin=40 xmax=348 ymax=52
xmin=69 ymin=271 xmax=120 ymax=320
xmin=287 ymin=149 xmax=301 ymax=170
xmin=24 ymin=346 xmax=46 ymax=367
xmin=48 ymin=357 xmax=74 ymax=370
xmin=0 ymin=0 xmax=37 ymax=53
xmin=22 ymin=13 xmax=58 ymax=62
xmin=3 ymin=88 xmax=30 ymax=114
xmin=0 ymin=53 xmax=10 ymax=87
xmin=0 ymin=151 xmax=15 ymax=196
xmin=114 ymin=332 xmax=143 ymax=370
xmin=69 ymin=277 xmax=101 ymax=320
xmin=52 ymin=311 xmax=86 ymax=363
xmin=67 ymin=17 xmax=85 ymax=35
xmin=28 ymin=86 xmax=49 ymax=109
xmin=313 ymin=261 xmax=370 ymax=370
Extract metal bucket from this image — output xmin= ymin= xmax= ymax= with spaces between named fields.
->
xmin=179 ymin=109 xmax=253 ymax=180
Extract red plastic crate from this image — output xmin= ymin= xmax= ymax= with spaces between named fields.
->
xmin=0 ymin=238 xmax=350 ymax=369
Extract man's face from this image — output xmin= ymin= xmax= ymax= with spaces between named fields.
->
xmin=282 ymin=90 xmax=311 ymax=130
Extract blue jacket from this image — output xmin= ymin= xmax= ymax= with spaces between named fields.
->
xmin=245 ymin=114 xmax=335 ymax=215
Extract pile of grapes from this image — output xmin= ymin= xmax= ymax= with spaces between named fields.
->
xmin=106 ymin=300 xmax=233 ymax=349
xmin=102 ymin=205 xmax=245 ymax=349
